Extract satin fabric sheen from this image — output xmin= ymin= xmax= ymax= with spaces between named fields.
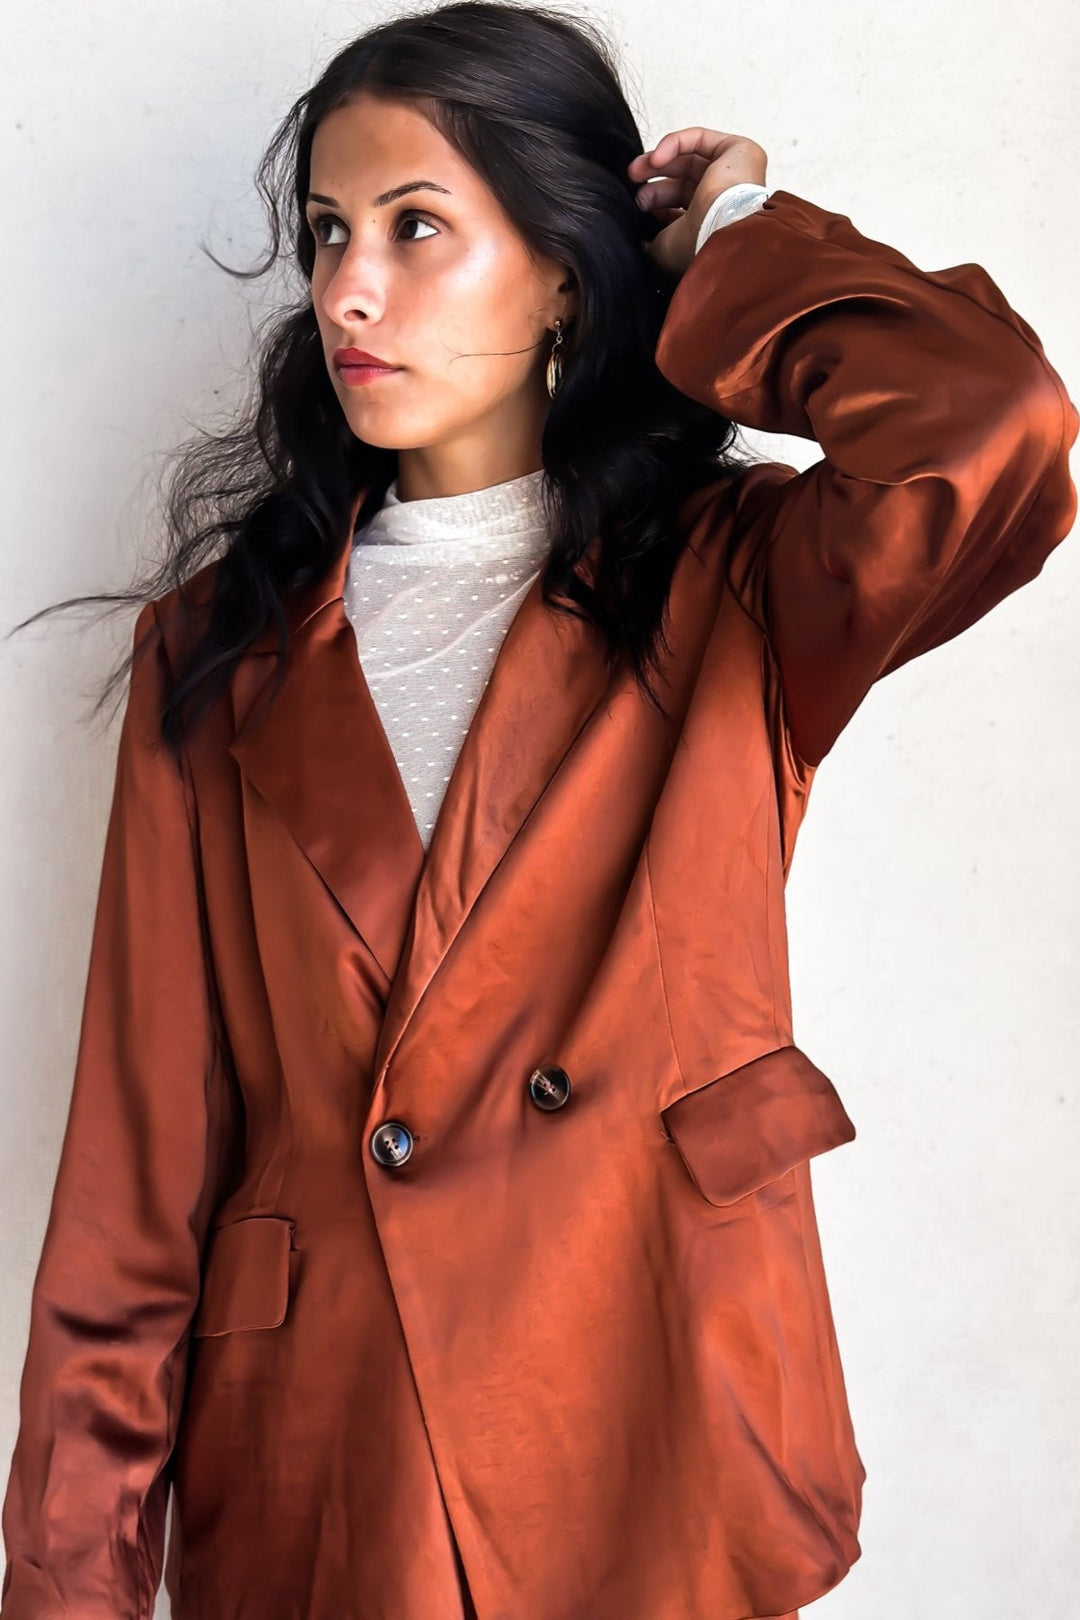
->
xmin=2 ymin=189 xmax=1076 ymax=1620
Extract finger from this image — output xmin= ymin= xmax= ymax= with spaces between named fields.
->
xmin=631 ymin=155 xmax=710 ymax=189
xmin=630 ymin=128 xmax=734 ymax=174
xmin=636 ymin=178 xmax=693 ymax=211
xmin=628 ymin=147 xmax=711 ymax=182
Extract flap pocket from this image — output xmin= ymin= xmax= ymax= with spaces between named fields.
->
xmin=192 ymin=1214 xmax=295 ymax=1337
xmin=660 ymin=1044 xmax=856 ymax=1207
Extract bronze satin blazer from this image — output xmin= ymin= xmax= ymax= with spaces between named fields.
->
xmin=2 ymin=189 xmax=1077 ymax=1620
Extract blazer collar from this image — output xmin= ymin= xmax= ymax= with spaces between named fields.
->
xmin=227 ymin=484 xmax=613 ymax=1084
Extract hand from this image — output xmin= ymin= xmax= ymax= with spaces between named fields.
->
xmin=627 ymin=129 xmax=769 ymax=281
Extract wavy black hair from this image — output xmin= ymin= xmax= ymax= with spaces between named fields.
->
xmin=8 ymin=0 xmax=752 ymax=754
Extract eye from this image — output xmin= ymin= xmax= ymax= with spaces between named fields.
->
xmin=397 ymin=211 xmax=440 ymax=243
xmin=309 ymin=212 xmax=347 ymax=248
xmin=307 ymin=209 xmax=441 ymax=248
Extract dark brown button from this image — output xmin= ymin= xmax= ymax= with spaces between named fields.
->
xmin=528 ymin=1065 xmax=572 ymax=1111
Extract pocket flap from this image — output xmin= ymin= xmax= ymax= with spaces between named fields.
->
xmin=192 ymin=1214 xmax=294 ymax=1337
xmin=660 ymin=1044 xmax=856 ymax=1206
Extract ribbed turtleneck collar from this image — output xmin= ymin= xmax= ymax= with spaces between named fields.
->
xmin=352 ymin=468 xmax=552 ymax=567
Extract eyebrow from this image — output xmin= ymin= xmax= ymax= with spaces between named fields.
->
xmin=306 ymin=180 xmax=452 ymax=209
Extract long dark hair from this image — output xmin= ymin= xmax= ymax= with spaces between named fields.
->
xmin=8 ymin=0 xmax=751 ymax=756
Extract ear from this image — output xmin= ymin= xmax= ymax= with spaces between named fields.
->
xmin=555 ymin=272 xmax=579 ymax=330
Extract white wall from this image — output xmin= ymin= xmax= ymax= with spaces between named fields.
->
xmin=2 ymin=2 xmax=1077 ymax=1616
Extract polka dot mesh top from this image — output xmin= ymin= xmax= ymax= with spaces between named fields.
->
xmin=343 ymin=468 xmax=553 ymax=849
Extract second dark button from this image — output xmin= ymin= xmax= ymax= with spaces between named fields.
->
xmin=369 ymin=1120 xmax=414 ymax=1167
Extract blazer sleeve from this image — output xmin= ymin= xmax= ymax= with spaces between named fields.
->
xmin=1 ymin=601 xmax=237 ymax=1620
xmin=654 ymin=187 xmax=1079 ymax=768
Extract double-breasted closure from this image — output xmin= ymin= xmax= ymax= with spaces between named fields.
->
xmin=2 ymin=190 xmax=1076 ymax=1620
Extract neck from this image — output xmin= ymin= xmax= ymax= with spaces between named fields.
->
xmin=394 ymin=387 xmax=549 ymax=502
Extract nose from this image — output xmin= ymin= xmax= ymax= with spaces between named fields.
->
xmin=319 ymin=241 xmax=388 ymax=330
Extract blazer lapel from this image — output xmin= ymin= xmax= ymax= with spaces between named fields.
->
xmin=226 ymin=481 xmax=613 ymax=1055
xmin=228 ymin=487 xmax=423 ymax=988
xmin=372 ymin=551 xmax=612 ymax=1083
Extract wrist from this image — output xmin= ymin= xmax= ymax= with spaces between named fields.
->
xmin=694 ymin=182 xmax=771 ymax=254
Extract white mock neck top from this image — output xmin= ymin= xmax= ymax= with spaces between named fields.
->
xmin=343 ymin=469 xmax=553 ymax=849
xmin=341 ymin=182 xmax=772 ymax=851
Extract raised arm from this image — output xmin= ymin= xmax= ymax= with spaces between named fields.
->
xmin=653 ymin=185 xmax=1078 ymax=767
xmin=1 ymin=602 xmax=238 ymax=1619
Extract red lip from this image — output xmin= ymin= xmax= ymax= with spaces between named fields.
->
xmin=333 ymin=347 xmax=400 ymax=370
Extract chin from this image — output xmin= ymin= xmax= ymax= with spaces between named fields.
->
xmin=347 ymin=420 xmax=400 ymax=450
xmin=346 ymin=406 xmax=457 ymax=453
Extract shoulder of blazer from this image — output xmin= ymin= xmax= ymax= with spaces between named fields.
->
xmin=150 ymin=555 xmax=223 ymax=677
xmin=717 ymin=458 xmax=802 ymax=637
xmin=667 ymin=459 xmax=798 ymax=635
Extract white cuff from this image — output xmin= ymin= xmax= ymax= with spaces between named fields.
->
xmin=694 ymin=182 xmax=771 ymax=255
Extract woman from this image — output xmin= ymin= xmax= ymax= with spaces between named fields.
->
xmin=2 ymin=3 xmax=1076 ymax=1618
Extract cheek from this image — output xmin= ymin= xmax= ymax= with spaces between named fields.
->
xmin=421 ymin=245 xmax=539 ymax=375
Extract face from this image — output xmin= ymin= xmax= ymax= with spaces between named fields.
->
xmin=305 ymin=92 xmax=576 ymax=463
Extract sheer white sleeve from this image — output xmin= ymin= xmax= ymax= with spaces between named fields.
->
xmin=694 ymin=182 xmax=771 ymax=254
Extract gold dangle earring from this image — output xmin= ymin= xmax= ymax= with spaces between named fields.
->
xmin=546 ymin=318 xmax=565 ymax=399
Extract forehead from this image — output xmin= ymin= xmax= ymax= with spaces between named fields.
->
xmin=309 ymin=94 xmax=476 ymax=197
